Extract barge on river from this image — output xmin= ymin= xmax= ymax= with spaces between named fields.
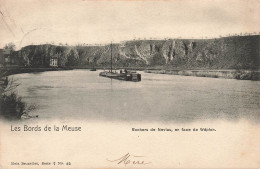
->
xmin=99 ymin=69 xmax=141 ymax=82
xmin=99 ymin=42 xmax=141 ymax=82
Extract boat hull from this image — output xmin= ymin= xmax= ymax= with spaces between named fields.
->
xmin=99 ymin=72 xmax=141 ymax=82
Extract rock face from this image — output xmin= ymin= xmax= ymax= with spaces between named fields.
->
xmin=12 ymin=35 xmax=260 ymax=69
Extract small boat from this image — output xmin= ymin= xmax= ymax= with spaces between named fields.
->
xmin=90 ymin=68 xmax=96 ymax=71
xmin=99 ymin=42 xmax=141 ymax=82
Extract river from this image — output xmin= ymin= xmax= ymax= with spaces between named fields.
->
xmin=11 ymin=70 xmax=260 ymax=122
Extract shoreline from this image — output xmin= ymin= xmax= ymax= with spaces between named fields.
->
xmin=0 ymin=67 xmax=259 ymax=81
xmin=145 ymin=69 xmax=260 ymax=81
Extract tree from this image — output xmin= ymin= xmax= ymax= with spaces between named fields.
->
xmin=66 ymin=49 xmax=79 ymax=66
xmin=4 ymin=42 xmax=16 ymax=51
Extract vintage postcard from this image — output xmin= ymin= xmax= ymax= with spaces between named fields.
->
xmin=0 ymin=0 xmax=259 ymax=168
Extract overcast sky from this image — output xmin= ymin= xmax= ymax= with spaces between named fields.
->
xmin=0 ymin=0 xmax=260 ymax=49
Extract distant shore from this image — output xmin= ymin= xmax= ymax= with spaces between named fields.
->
xmin=0 ymin=66 xmax=259 ymax=81
xmin=145 ymin=69 xmax=260 ymax=81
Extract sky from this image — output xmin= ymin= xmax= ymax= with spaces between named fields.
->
xmin=0 ymin=0 xmax=260 ymax=49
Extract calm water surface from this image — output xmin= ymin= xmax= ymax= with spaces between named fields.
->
xmin=11 ymin=70 xmax=260 ymax=122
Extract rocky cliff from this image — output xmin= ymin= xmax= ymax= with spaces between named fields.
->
xmin=12 ymin=35 xmax=260 ymax=69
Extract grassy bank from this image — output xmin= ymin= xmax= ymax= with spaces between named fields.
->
xmin=145 ymin=69 xmax=260 ymax=80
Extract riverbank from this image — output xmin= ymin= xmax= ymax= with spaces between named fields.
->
xmin=1 ymin=66 xmax=259 ymax=81
xmin=73 ymin=67 xmax=260 ymax=80
xmin=145 ymin=69 xmax=260 ymax=80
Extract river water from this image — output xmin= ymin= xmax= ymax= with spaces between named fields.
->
xmin=11 ymin=70 xmax=260 ymax=122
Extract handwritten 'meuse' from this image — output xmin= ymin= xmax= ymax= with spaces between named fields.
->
xmin=107 ymin=153 xmax=151 ymax=166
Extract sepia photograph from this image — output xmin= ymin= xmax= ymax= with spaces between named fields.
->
xmin=0 ymin=0 xmax=259 ymax=168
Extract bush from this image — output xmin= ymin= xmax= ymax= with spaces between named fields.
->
xmin=0 ymin=92 xmax=26 ymax=119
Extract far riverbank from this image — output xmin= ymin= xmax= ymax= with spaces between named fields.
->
xmin=145 ymin=69 xmax=260 ymax=81
xmin=0 ymin=66 xmax=259 ymax=81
